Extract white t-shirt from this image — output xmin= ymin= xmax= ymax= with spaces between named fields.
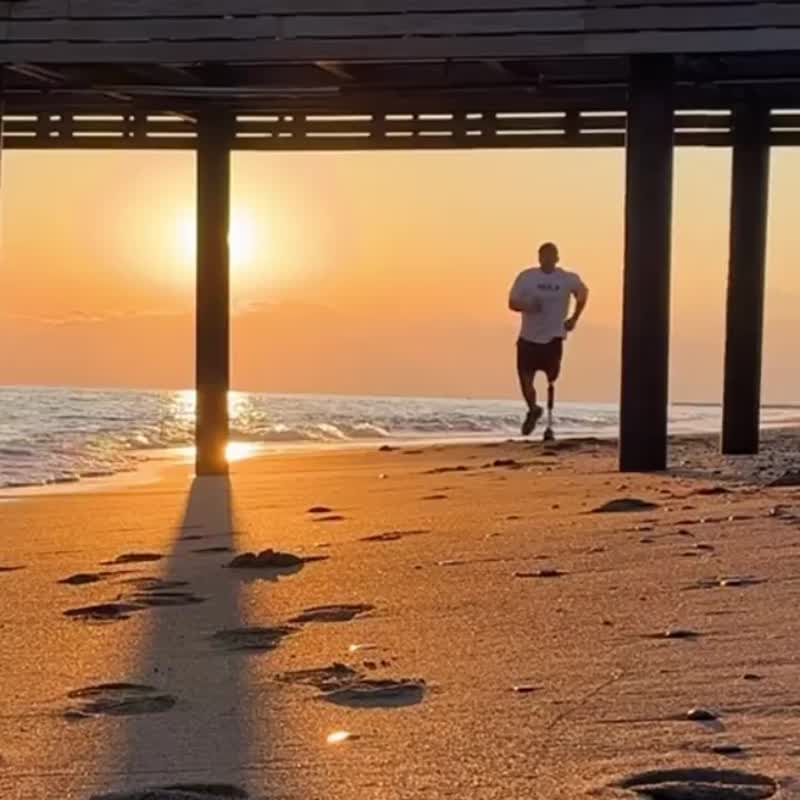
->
xmin=509 ymin=267 xmax=586 ymax=344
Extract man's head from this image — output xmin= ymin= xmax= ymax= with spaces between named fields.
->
xmin=538 ymin=242 xmax=559 ymax=272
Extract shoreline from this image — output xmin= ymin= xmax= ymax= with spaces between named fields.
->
xmin=2 ymin=423 xmax=799 ymax=505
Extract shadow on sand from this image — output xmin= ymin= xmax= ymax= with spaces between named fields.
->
xmin=89 ymin=476 xmax=272 ymax=800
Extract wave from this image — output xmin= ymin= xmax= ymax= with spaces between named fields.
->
xmin=2 ymin=386 xmax=799 ymax=488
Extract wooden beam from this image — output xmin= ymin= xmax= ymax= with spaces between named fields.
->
xmin=721 ymin=104 xmax=770 ymax=455
xmin=619 ymin=55 xmax=674 ymax=472
xmin=195 ymin=109 xmax=232 ymax=477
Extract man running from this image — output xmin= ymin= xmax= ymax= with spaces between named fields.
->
xmin=508 ymin=242 xmax=589 ymax=436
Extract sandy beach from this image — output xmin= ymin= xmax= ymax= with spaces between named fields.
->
xmin=1 ymin=433 xmax=799 ymax=799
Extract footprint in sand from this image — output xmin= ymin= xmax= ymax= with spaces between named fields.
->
xmin=424 ymin=465 xmax=470 ymax=475
xmin=65 ymin=683 xmax=176 ymax=720
xmin=322 ymin=679 xmax=426 ymax=708
xmin=121 ymin=577 xmax=205 ymax=608
xmin=592 ymin=498 xmax=660 ymax=514
xmin=212 ymin=626 xmax=297 ymax=652
xmin=59 ymin=572 xmax=113 ymax=586
xmin=613 ymin=767 xmax=776 ymax=799
xmin=360 ymin=529 xmax=429 ymax=543
xmin=91 ymin=785 xmax=249 ymax=800
xmin=290 ymin=604 xmax=374 ymax=624
xmin=103 ymin=553 xmax=163 ymax=566
xmin=64 ymin=602 xmax=142 ymax=622
xmin=227 ymin=550 xmax=328 ymax=572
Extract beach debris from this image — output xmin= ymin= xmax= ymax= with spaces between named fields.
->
xmin=321 ymin=678 xmax=426 ymax=708
xmin=769 ymin=470 xmax=800 ymax=487
xmin=227 ymin=549 xmax=327 ymax=570
xmin=327 ymin=730 xmax=359 ymax=745
xmin=90 ymin=784 xmax=249 ymax=800
xmin=211 ymin=626 xmax=296 ymax=652
xmin=290 ymin=604 xmax=374 ymax=624
xmin=686 ymin=576 xmax=764 ymax=591
xmin=591 ymin=498 xmax=660 ymax=514
xmin=307 ymin=505 xmax=333 ymax=514
xmin=615 ymin=768 xmax=776 ymax=799
xmin=348 ymin=643 xmax=378 ymax=654
xmin=65 ymin=683 xmax=176 ymax=720
xmin=105 ymin=552 xmax=163 ymax=565
xmin=687 ymin=707 xmax=718 ymax=721
xmin=514 ymin=568 xmax=564 ymax=579
xmin=664 ymin=628 xmax=701 ymax=640
xmin=64 ymin=602 xmax=141 ymax=622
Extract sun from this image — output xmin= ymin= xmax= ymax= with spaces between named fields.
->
xmin=176 ymin=209 xmax=258 ymax=274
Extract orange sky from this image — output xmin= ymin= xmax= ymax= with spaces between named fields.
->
xmin=1 ymin=146 xmax=798 ymax=402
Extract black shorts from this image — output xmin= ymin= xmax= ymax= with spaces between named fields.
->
xmin=516 ymin=337 xmax=564 ymax=382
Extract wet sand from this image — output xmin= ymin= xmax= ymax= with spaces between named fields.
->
xmin=1 ymin=432 xmax=799 ymax=799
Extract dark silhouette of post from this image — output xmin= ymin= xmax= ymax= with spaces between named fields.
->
xmin=620 ymin=55 xmax=675 ymax=472
xmin=722 ymin=105 xmax=771 ymax=455
xmin=195 ymin=110 xmax=232 ymax=475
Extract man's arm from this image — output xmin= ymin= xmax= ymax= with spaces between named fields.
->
xmin=565 ymin=277 xmax=589 ymax=332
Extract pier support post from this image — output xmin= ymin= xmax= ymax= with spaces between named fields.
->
xmin=195 ymin=110 xmax=232 ymax=476
xmin=722 ymin=104 xmax=771 ymax=455
xmin=619 ymin=55 xmax=675 ymax=472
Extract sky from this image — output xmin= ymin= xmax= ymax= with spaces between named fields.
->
xmin=1 ymin=146 xmax=799 ymax=403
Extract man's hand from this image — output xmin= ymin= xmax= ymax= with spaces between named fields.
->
xmin=565 ymin=316 xmax=578 ymax=332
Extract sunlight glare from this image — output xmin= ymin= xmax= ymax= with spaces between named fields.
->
xmin=177 ymin=209 xmax=260 ymax=273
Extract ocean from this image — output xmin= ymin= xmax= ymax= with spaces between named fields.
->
xmin=1 ymin=386 xmax=799 ymax=489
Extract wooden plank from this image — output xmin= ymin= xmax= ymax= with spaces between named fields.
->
xmin=9 ymin=0 xmax=797 ymax=18
xmin=2 ymin=26 xmax=800 ymax=62
xmin=6 ymin=16 xmax=280 ymax=41
xmin=6 ymin=5 xmax=800 ymax=41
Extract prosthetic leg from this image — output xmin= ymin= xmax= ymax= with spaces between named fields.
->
xmin=543 ymin=381 xmax=556 ymax=442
